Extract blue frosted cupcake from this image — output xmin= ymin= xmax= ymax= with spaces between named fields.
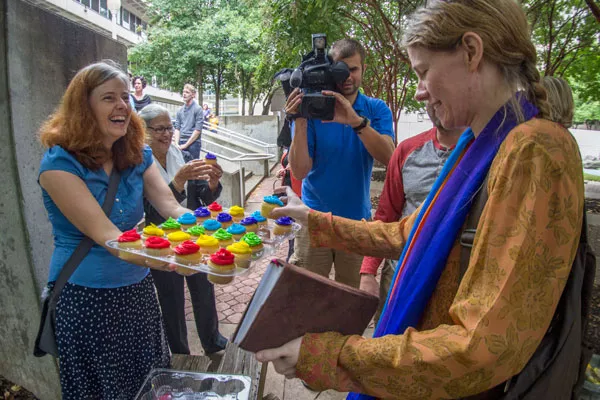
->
xmin=226 ymin=223 xmax=247 ymax=241
xmin=202 ymin=219 xmax=222 ymax=235
xmin=194 ymin=207 xmax=211 ymax=224
xmin=216 ymin=212 xmax=233 ymax=229
xmin=261 ymin=195 xmax=284 ymax=219
xmin=177 ymin=212 xmax=197 ymax=230
xmin=251 ymin=210 xmax=268 ymax=228
xmin=240 ymin=216 xmax=258 ymax=233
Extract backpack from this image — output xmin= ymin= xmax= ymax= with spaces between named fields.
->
xmin=459 ymin=178 xmax=596 ymax=400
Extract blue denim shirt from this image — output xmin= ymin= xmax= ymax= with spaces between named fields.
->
xmin=39 ymin=145 xmax=153 ymax=288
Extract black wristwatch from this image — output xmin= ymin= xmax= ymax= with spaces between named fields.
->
xmin=352 ymin=116 xmax=370 ymax=134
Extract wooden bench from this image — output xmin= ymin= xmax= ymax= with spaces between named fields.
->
xmin=171 ymin=343 xmax=267 ymax=400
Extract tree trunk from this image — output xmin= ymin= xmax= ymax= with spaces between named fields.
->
xmin=196 ymin=65 xmax=204 ymax=106
xmin=585 ymin=0 xmax=600 ymax=22
xmin=261 ymin=89 xmax=275 ymax=115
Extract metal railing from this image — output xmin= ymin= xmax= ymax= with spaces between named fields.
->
xmin=199 ymin=124 xmax=276 ymax=205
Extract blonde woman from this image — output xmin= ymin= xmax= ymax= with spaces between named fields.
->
xmin=542 ymin=76 xmax=575 ymax=128
xmin=257 ymin=0 xmax=585 ymax=398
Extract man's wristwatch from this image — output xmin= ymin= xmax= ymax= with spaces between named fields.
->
xmin=352 ymin=116 xmax=370 ymax=134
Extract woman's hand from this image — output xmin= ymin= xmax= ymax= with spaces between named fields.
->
xmin=269 ymin=187 xmax=310 ymax=225
xmin=172 ymin=160 xmax=222 ymax=192
xmin=256 ymin=337 xmax=303 ymax=379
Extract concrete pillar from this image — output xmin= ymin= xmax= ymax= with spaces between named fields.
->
xmin=0 ymin=1 xmax=127 ymax=398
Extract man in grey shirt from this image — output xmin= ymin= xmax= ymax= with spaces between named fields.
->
xmin=174 ymin=84 xmax=203 ymax=161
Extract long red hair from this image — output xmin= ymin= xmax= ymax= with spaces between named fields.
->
xmin=39 ymin=61 xmax=145 ymax=171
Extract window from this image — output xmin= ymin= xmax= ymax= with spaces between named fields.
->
xmin=99 ymin=0 xmax=109 ymax=18
xmin=78 ymin=0 xmax=91 ymax=7
xmin=121 ymin=8 xmax=130 ymax=29
xmin=91 ymin=0 xmax=99 ymax=12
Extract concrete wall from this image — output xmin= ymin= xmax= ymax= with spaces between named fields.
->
xmin=0 ymin=1 xmax=127 ymax=398
xmin=219 ymin=115 xmax=279 ymax=147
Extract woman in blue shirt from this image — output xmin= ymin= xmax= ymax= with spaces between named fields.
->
xmin=38 ymin=61 xmax=191 ymax=399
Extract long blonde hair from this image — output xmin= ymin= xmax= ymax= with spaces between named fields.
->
xmin=403 ymin=0 xmax=551 ymax=122
xmin=541 ymin=76 xmax=574 ymax=128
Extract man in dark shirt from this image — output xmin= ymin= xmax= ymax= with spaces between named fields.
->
xmin=174 ymin=84 xmax=203 ymax=161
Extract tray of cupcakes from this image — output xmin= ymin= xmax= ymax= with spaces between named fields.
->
xmin=105 ymin=196 xmax=300 ymax=284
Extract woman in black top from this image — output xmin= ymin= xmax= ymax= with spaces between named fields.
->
xmin=140 ymin=104 xmax=227 ymax=355
xmin=131 ymin=76 xmax=152 ymax=112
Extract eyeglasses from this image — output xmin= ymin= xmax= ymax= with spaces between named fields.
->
xmin=148 ymin=126 xmax=174 ymax=134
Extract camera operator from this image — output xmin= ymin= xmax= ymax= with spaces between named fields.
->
xmin=286 ymin=38 xmax=395 ymax=288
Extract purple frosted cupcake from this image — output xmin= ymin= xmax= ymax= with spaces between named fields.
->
xmin=240 ymin=216 xmax=258 ymax=233
xmin=216 ymin=212 xmax=233 ymax=228
xmin=194 ymin=207 xmax=211 ymax=224
xmin=273 ymin=216 xmax=294 ymax=235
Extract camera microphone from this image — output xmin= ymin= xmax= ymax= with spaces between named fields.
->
xmin=290 ymin=68 xmax=303 ymax=88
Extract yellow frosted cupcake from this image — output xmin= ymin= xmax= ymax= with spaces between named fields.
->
xmin=174 ymin=240 xmax=202 ymax=276
xmin=207 ymin=248 xmax=236 ymax=285
xmin=117 ymin=229 xmax=144 ymax=263
xmin=142 ymin=223 xmax=164 ymax=239
xmin=261 ymin=195 xmax=284 ymax=219
xmin=196 ymin=234 xmax=220 ymax=255
xmin=187 ymin=225 xmax=206 ymax=241
xmin=212 ymin=228 xmax=234 ymax=248
xmin=241 ymin=232 xmax=264 ymax=256
xmin=227 ymin=241 xmax=252 ymax=269
xmin=228 ymin=205 xmax=245 ymax=222
xmin=160 ymin=217 xmax=181 ymax=234
xmin=167 ymin=231 xmax=191 ymax=248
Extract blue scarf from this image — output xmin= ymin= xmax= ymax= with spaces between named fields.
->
xmin=348 ymin=98 xmax=538 ymax=400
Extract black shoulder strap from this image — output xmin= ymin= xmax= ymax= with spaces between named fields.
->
xmin=459 ymin=174 xmax=489 ymax=281
xmin=48 ymin=168 xmax=121 ymax=308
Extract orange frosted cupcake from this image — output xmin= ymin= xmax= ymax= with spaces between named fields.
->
xmin=167 ymin=231 xmax=191 ymax=249
xmin=207 ymin=201 xmax=223 ymax=218
xmin=261 ymin=195 xmax=284 ymax=219
xmin=228 ymin=205 xmax=245 ymax=222
xmin=144 ymin=236 xmax=171 ymax=269
xmin=207 ymin=248 xmax=236 ymax=284
xmin=226 ymin=241 xmax=252 ymax=269
xmin=196 ymin=234 xmax=220 ymax=255
xmin=142 ymin=223 xmax=164 ymax=239
xmin=174 ymin=240 xmax=202 ymax=276
xmin=117 ymin=229 xmax=144 ymax=263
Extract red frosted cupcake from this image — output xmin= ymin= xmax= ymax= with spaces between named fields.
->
xmin=174 ymin=240 xmax=202 ymax=276
xmin=144 ymin=236 xmax=171 ymax=269
xmin=207 ymin=201 xmax=223 ymax=218
xmin=117 ymin=229 xmax=143 ymax=263
xmin=207 ymin=248 xmax=236 ymax=284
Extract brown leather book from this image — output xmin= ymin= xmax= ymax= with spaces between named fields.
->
xmin=233 ymin=259 xmax=379 ymax=353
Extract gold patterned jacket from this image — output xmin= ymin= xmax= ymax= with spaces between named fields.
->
xmin=295 ymin=119 xmax=584 ymax=400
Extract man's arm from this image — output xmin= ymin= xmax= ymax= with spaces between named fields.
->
xmin=288 ymin=118 xmax=313 ymax=180
xmin=355 ymin=126 xmax=395 ymax=166
xmin=174 ymin=110 xmax=182 ymax=145
xmin=181 ymin=129 xmax=201 ymax=150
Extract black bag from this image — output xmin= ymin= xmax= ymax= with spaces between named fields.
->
xmin=459 ymin=179 xmax=596 ymax=399
xmin=33 ymin=169 xmax=121 ymax=358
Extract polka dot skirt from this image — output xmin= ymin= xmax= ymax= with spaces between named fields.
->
xmin=53 ymin=274 xmax=170 ymax=399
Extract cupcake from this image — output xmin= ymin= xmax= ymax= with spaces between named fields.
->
xmin=142 ymin=223 xmax=164 ymax=239
xmin=212 ymin=228 xmax=234 ymax=248
xmin=144 ymin=236 xmax=172 ymax=269
xmin=241 ymin=232 xmax=264 ymax=255
xmin=207 ymin=248 xmax=236 ymax=285
xmin=196 ymin=234 xmax=220 ymax=255
xmin=204 ymin=152 xmax=217 ymax=166
xmin=117 ymin=229 xmax=143 ymax=263
xmin=251 ymin=211 xmax=268 ymax=229
xmin=203 ymin=219 xmax=222 ymax=235
xmin=187 ymin=225 xmax=206 ymax=240
xmin=261 ymin=195 xmax=284 ymax=219
xmin=194 ymin=207 xmax=211 ymax=224
xmin=228 ymin=205 xmax=245 ymax=222
xmin=226 ymin=223 xmax=247 ymax=241
xmin=177 ymin=212 xmax=197 ymax=230
xmin=226 ymin=241 xmax=252 ymax=269
xmin=273 ymin=216 xmax=294 ymax=236
xmin=216 ymin=212 xmax=233 ymax=229
xmin=160 ymin=217 xmax=181 ymax=234
xmin=174 ymin=240 xmax=202 ymax=276
xmin=207 ymin=201 xmax=223 ymax=218
xmin=240 ymin=216 xmax=258 ymax=233
xmin=167 ymin=231 xmax=191 ymax=248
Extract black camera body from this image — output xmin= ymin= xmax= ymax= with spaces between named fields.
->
xmin=275 ymin=34 xmax=350 ymax=120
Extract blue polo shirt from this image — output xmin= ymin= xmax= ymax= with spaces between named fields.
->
xmin=292 ymin=92 xmax=394 ymax=220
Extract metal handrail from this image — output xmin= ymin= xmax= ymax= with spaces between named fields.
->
xmin=202 ymin=122 xmax=277 ymax=154
xmin=201 ymin=139 xmax=274 ymax=162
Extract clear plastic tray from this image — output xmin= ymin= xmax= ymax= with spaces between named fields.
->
xmin=106 ymin=222 xmax=301 ymax=278
xmin=134 ymin=368 xmax=251 ymax=400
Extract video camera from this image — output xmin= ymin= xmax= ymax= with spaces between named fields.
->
xmin=275 ymin=34 xmax=350 ymax=120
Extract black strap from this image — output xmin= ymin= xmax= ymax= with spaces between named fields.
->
xmin=459 ymin=174 xmax=489 ymax=281
xmin=48 ymin=168 xmax=121 ymax=308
